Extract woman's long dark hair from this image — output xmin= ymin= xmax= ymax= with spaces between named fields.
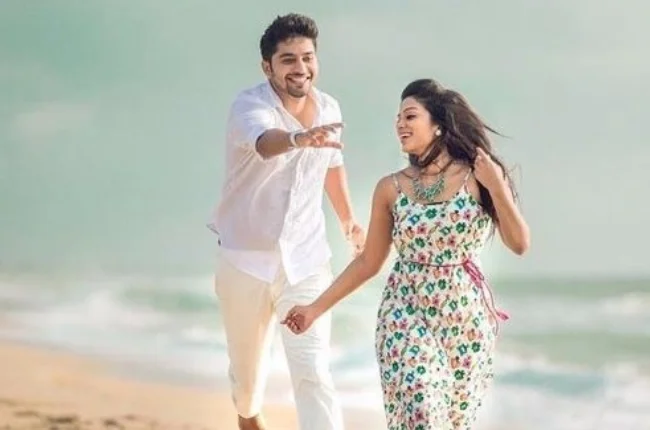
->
xmin=402 ymin=78 xmax=517 ymax=224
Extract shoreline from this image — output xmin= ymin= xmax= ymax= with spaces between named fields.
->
xmin=0 ymin=339 xmax=386 ymax=429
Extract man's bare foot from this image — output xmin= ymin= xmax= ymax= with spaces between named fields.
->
xmin=238 ymin=415 xmax=267 ymax=430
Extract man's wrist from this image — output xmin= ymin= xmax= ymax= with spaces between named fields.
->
xmin=288 ymin=130 xmax=305 ymax=148
xmin=340 ymin=218 xmax=356 ymax=233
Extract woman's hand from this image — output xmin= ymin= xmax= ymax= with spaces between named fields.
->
xmin=281 ymin=304 xmax=320 ymax=335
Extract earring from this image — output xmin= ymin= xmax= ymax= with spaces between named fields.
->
xmin=435 ymin=129 xmax=442 ymax=136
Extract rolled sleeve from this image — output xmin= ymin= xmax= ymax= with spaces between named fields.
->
xmin=227 ymin=96 xmax=276 ymax=151
xmin=328 ymin=148 xmax=344 ymax=168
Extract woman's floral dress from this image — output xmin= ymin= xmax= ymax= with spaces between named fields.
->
xmin=375 ymin=173 xmax=509 ymax=429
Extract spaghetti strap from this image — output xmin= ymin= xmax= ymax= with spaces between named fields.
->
xmin=461 ymin=168 xmax=473 ymax=193
xmin=392 ymin=173 xmax=402 ymax=193
xmin=464 ymin=168 xmax=473 ymax=183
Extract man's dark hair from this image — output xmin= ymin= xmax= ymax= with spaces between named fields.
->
xmin=260 ymin=13 xmax=319 ymax=62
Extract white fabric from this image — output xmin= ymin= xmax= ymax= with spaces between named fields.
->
xmin=207 ymin=81 xmax=344 ymax=285
xmin=214 ymin=257 xmax=344 ymax=430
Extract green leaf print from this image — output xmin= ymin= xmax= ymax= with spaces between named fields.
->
xmin=454 ymin=369 xmax=465 ymax=380
xmin=425 ymin=208 xmax=438 ymax=218
xmin=399 ymin=196 xmax=408 ymax=206
xmin=443 ymin=249 xmax=453 ymax=260
xmin=455 ymin=222 xmax=467 ymax=233
xmin=425 ymin=282 xmax=435 ymax=293
xmin=414 ymin=392 xmax=424 ymax=403
xmin=449 ymin=300 xmax=458 ymax=311
xmin=427 ymin=307 xmax=437 ymax=317
xmin=438 ymin=279 xmax=448 ymax=290
xmin=451 ymin=326 xmax=460 ymax=336
xmin=400 ymin=286 xmax=410 ymax=296
xmin=460 ymin=401 xmax=469 ymax=411
xmin=395 ymin=332 xmax=404 ymax=340
xmin=406 ymin=304 xmax=416 ymax=315
xmin=472 ymin=317 xmax=481 ymax=327
xmin=455 ymin=197 xmax=467 ymax=209
xmin=471 ymin=342 xmax=481 ymax=352
xmin=409 ymin=345 xmax=421 ymax=355
xmin=460 ymin=296 xmax=469 ymax=306
xmin=440 ymin=226 xmax=452 ymax=235
xmin=457 ymin=344 xmax=468 ymax=356
xmin=417 ymin=365 xmax=426 ymax=375
xmin=415 ymin=238 xmax=425 ymax=248
xmin=417 ymin=326 xmax=427 ymax=337
xmin=392 ymin=363 xmax=399 ymax=372
xmin=434 ymin=255 xmax=445 ymax=265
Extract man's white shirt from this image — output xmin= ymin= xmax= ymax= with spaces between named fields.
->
xmin=207 ymin=81 xmax=344 ymax=285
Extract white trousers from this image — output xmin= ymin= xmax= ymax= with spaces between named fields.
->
xmin=214 ymin=257 xmax=344 ymax=430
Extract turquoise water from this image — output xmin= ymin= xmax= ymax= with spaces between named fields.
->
xmin=1 ymin=1 xmax=649 ymax=429
xmin=1 ymin=272 xmax=649 ymax=429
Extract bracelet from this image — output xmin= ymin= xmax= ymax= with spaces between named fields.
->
xmin=288 ymin=130 xmax=303 ymax=148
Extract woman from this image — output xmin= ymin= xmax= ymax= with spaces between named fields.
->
xmin=282 ymin=78 xmax=530 ymax=429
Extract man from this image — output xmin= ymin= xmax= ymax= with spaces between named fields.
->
xmin=207 ymin=13 xmax=365 ymax=430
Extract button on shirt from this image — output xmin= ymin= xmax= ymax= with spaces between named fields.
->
xmin=207 ymin=81 xmax=344 ymax=285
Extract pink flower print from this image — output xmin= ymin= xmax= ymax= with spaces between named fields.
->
xmin=398 ymin=319 xmax=408 ymax=331
xmin=417 ymin=224 xmax=428 ymax=235
xmin=387 ymin=273 xmax=396 ymax=286
xmin=462 ymin=356 xmax=472 ymax=368
xmin=447 ymin=235 xmax=458 ymax=247
xmin=414 ymin=410 xmax=425 ymax=421
xmin=463 ymin=210 xmax=472 ymax=221
xmin=417 ymin=252 xmax=428 ymax=264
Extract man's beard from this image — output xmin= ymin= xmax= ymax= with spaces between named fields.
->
xmin=285 ymin=75 xmax=311 ymax=98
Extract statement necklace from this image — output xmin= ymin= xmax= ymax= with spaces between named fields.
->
xmin=411 ymin=161 xmax=453 ymax=203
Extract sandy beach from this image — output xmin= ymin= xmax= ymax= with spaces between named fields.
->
xmin=0 ymin=341 xmax=385 ymax=430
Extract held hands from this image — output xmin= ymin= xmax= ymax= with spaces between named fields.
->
xmin=294 ymin=122 xmax=345 ymax=149
xmin=281 ymin=304 xmax=319 ymax=335
xmin=473 ymin=147 xmax=507 ymax=193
